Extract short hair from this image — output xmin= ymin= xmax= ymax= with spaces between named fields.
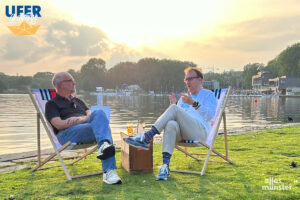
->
xmin=52 ymin=72 xmax=67 ymax=89
xmin=184 ymin=67 xmax=203 ymax=79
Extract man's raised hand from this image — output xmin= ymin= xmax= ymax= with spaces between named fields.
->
xmin=180 ymin=91 xmax=194 ymax=105
xmin=169 ymin=93 xmax=177 ymax=104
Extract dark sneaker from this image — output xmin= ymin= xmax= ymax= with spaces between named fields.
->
xmin=156 ymin=164 xmax=170 ymax=181
xmin=123 ymin=133 xmax=150 ymax=150
xmin=97 ymin=141 xmax=115 ymax=160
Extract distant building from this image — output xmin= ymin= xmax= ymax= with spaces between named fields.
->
xmin=96 ymin=87 xmax=103 ymax=92
xmin=252 ymin=71 xmax=275 ymax=92
xmin=128 ymin=84 xmax=141 ymax=91
xmin=203 ymin=80 xmax=220 ymax=89
xmin=269 ymin=76 xmax=300 ymax=95
xmin=252 ymin=71 xmax=300 ymax=95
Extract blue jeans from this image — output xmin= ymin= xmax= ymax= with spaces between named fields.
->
xmin=57 ymin=110 xmax=116 ymax=171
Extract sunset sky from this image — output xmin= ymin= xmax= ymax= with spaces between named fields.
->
xmin=1 ymin=0 xmax=300 ymax=75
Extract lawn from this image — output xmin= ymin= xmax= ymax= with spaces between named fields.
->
xmin=0 ymin=126 xmax=299 ymax=200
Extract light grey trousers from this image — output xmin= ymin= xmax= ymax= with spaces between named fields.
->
xmin=154 ymin=104 xmax=207 ymax=155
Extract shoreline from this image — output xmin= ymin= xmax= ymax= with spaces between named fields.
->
xmin=1 ymin=123 xmax=299 ymax=173
xmin=1 ymin=123 xmax=299 ymax=162
xmin=218 ymin=122 xmax=300 ymax=135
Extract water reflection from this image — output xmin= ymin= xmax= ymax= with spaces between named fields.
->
xmin=0 ymin=94 xmax=299 ymax=154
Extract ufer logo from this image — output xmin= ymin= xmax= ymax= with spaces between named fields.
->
xmin=5 ymin=5 xmax=42 ymax=36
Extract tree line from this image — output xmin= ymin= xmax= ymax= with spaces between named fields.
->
xmin=0 ymin=58 xmax=195 ymax=93
xmin=1 ymin=42 xmax=300 ymax=93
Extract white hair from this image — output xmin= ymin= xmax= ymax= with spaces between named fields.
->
xmin=52 ymin=72 xmax=64 ymax=89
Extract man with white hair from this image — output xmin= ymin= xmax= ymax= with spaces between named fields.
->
xmin=45 ymin=72 xmax=121 ymax=185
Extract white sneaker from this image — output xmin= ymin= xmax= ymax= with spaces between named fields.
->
xmin=97 ymin=141 xmax=115 ymax=160
xmin=103 ymin=170 xmax=122 ymax=184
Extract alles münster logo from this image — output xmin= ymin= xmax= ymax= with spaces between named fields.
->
xmin=5 ymin=5 xmax=42 ymax=35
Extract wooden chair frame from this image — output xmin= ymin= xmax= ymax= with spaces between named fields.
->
xmin=171 ymin=87 xmax=234 ymax=176
xmin=28 ymin=88 xmax=102 ymax=181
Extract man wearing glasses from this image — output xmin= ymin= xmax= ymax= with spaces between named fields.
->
xmin=45 ymin=72 xmax=122 ymax=185
xmin=124 ymin=67 xmax=217 ymax=181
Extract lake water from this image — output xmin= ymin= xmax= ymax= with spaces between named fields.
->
xmin=1 ymin=94 xmax=300 ymax=154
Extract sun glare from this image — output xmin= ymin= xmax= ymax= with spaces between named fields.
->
xmin=52 ymin=0 xmax=228 ymax=47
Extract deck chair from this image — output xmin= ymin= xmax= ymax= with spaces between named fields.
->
xmin=171 ymin=87 xmax=234 ymax=176
xmin=28 ymin=88 xmax=110 ymax=181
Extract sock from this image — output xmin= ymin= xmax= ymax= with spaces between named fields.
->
xmin=98 ymin=139 xmax=111 ymax=148
xmin=143 ymin=126 xmax=159 ymax=143
xmin=162 ymin=152 xmax=172 ymax=166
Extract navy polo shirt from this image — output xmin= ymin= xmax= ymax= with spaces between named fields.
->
xmin=45 ymin=94 xmax=89 ymax=135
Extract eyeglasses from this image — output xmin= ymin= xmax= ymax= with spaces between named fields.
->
xmin=184 ymin=76 xmax=200 ymax=82
xmin=62 ymin=79 xmax=76 ymax=84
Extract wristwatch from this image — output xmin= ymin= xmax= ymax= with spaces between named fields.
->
xmin=192 ymin=101 xmax=199 ymax=108
xmin=192 ymin=101 xmax=201 ymax=109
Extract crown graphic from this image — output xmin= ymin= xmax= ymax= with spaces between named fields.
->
xmin=8 ymin=21 xmax=40 ymax=36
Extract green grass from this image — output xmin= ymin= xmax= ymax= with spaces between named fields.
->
xmin=1 ymin=126 xmax=300 ymax=200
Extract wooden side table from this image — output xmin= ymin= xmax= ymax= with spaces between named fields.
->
xmin=120 ymin=132 xmax=153 ymax=173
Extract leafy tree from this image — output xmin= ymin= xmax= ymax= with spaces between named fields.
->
xmin=31 ymin=72 xmax=54 ymax=88
xmin=0 ymin=79 xmax=7 ymax=93
xmin=2 ymin=75 xmax=32 ymax=90
xmin=67 ymin=69 xmax=79 ymax=81
xmin=135 ymin=58 xmax=195 ymax=92
xmin=67 ymin=69 xmax=81 ymax=91
xmin=106 ymin=62 xmax=137 ymax=88
xmin=33 ymin=72 xmax=54 ymax=79
xmin=204 ymin=70 xmax=243 ymax=89
xmin=105 ymin=58 xmax=195 ymax=92
xmin=242 ymin=63 xmax=263 ymax=89
xmin=79 ymin=58 xmax=107 ymax=91
xmin=16 ymin=76 xmax=33 ymax=89
xmin=266 ymin=43 xmax=300 ymax=76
